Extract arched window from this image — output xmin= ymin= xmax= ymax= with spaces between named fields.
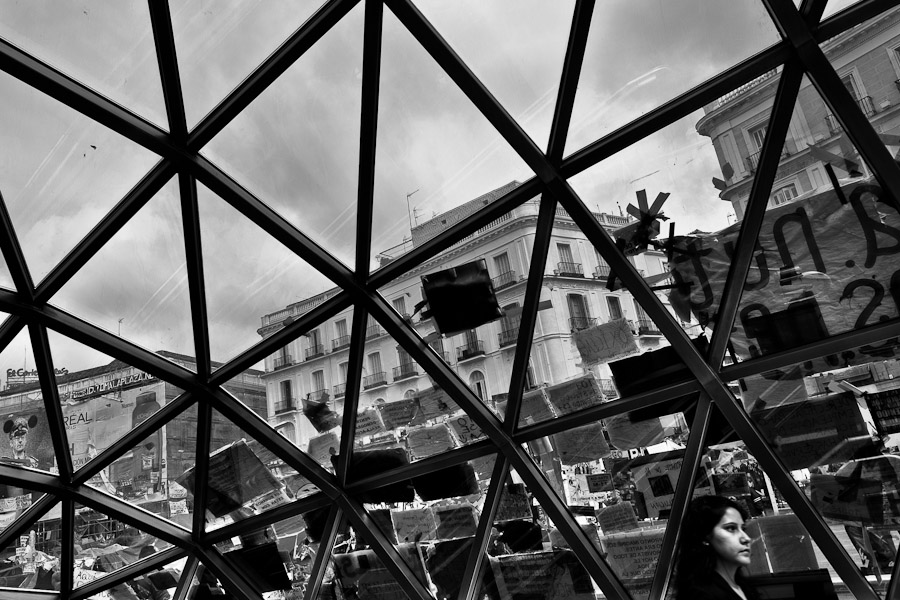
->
xmin=469 ymin=371 xmax=487 ymax=401
xmin=403 ymin=389 xmax=417 ymax=399
xmin=275 ymin=422 xmax=296 ymax=443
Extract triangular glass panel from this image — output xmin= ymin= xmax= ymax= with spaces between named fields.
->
xmin=414 ymin=0 xmax=573 ymax=148
xmin=84 ymin=403 xmax=197 ymax=530
xmin=0 ymin=68 xmax=161 ymax=284
xmin=201 ymin=1 xmax=364 ymax=269
xmin=171 ymin=1 xmax=325 ymax=129
xmin=50 ymin=177 xmax=196 ymax=362
xmin=196 ymin=180 xmax=339 ymax=369
xmin=198 ymin=408 xmax=322 ymax=533
xmin=370 ymin=10 xmax=534 ymax=268
xmin=0 ymin=3 xmax=167 ymax=127
xmin=72 ymin=503 xmax=174 ymax=589
xmin=98 ymin=556 xmax=187 ymax=600
xmin=566 ymin=0 xmax=781 ymax=155
xmin=0 ymin=495 xmax=58 ymax=591
xmin=0 ymin=254 xmax=15 ymax=291
xmin=823 ymin=0 xmax=865 ymax=21
xmin=44 ymin=330 xmax=185 ymax=480
xmin=703 ymin=77 xmax=895 ymax=364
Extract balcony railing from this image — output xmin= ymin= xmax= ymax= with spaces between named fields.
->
xmin=363 ymin=371 xmax=388 ymax=389
xmin=457 ymin=340 xmax=485 ymax=361
xmin=746 ymin=148 xmax=792 ymax=173
xmin=392 ymin=363 xmax=419 ymax=380
xmin=593 ymin=265 xmax=610 ymax=280
xmin=570 ymin=316 xmax=596 ymax=331
xmin=307 ymin=389 xmax=329 ymax=403
xmin=598 ymin=379 xmax=618 ymax=397
xmin=636 ymin=318 xmax=661 ymax=335
xmin=492 ymin=270 xmax=519 ymax=291
xmin=366 ymin=325 xmax=384 ymax=339
xmin=274 ymin=398 xmax=297 ymax=414
xmin=826 ymin=96 xmax=875 ymax=136
xmin=332 ymin=335 xmax=351 ymax=351
xmin=498 ymin=328 xmax=518 ymax=348
xmin=555 ymin=262 xmax=584 ymax=277
xmin=333 ymin=383 xmax=346 ymax=398
xmin=431 ymin=349 xmax=450 ymax=363
xmin=305 ymin=344 xmax=325 ymax=360
xmin=273 ymin=354 xmax=293 ymax=370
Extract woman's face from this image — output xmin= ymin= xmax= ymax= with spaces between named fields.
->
xmin=707 ymin=507 xmax=751 ymax=568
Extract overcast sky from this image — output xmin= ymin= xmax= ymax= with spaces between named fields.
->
xmin=0 ymin=0 xmax=864 ymax=380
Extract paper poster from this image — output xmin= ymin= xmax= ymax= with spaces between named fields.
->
xmin=739 ymin=368 xmax=808 ymax=412
xmin=712 ymin=473 xmax=750 ymax=497
xmin=668 ymin=181 xmax=900 ymax=373
xmin=355 ymin=408 xmax=386 ymax=437
xmin=586 ymin=473 xmax=613 ymax=493
xmin=495 ymin=483 xmax=532 ymax=523
xmin=866 ymin=389 xmax=900 ymax=436
xmin=412 ymin=387 xmax=460 ymax=423
xmin=595 ymin=502 xmax=638 ymax=534
xmin=491 ymin=550 xmax=594 ymax=600
xmin=602 ymin=528 xmax=665 ymax=581
xmin=448 ymin=414 xmax=487 ymax=445
xmin=604 ymin=413 xmax=665 ymax=451
xmin=74 ymin=568 xmax=111 ymax=599
xmin=572 ymin=318 xmax=639 ymax=366
xmin=753 ymin=392 xmax=872 ymax=470
xmin=378 ymin=398 xmax=418 ymax=429
xmin=515 ymin=389 xmax=556 ymax=427
xmin=406 ymin=424 xmax=456 ymax=459
xmin=632 ymin=456 xmax=714 ymax=518
xmin=553 ymin=422 xmax=610 ymax=464
xmin=333 ymin=544 xmax=428 ymax=598
xmin=169 ymin=499 xmax=188 ymax=515
xmin=391 ymin=507 xmax=437 ymax=543
xmin=306 ymin=431 xmax=340 ymax=466
xmin=435 ymin=504 xmax=479 ymax=540
xmin=546 ymin=375 xmax=604 ymax=416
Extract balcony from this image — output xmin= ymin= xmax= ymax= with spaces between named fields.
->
xmin=457 ymin=340 xmax=485 ymax=361
xmin=593 ymin=265 xmax=610 ymax=280
xmin=392 ymin=363 xmax=419 ymax=380
xmin=366 ymin=324 xmax=384 ymax=340
xmin=307 ymin=389 xmax=329 ymax=403
xmin=274 ymin=398 xmax=297 ymax=414
xmin=333 ymin=383 xmax=346 ymax=398
xmin=431 ymin=349 xmax=450 ymax=363
xmin=825 ymin=96 xmax=876 ymax=136
xmin=305 ymin=344 xmax=325 ymax=360
xmin=363 ymin=371 xmax=388 ymax=389
xmin=555 ymin=261 xmax=584 ymax=277
xmin=332 ymin=335 xmax=351 ymax=351
xmin=598 ymin=379 xmax=618 ymax=397
xmin=273 ymin=354 xmax=293 ymax=370
xmin=498 ymin=328 xmax=519 ymax=348
xmin=569 ymin=317 xmax=596 ymax=331
xmin=492 ymin=270 xmax=519 ymax=291
xmin=636 ymin=318 xmax=661 ymax=335
xmin=745 ymin=148 xmax=792 ymax=174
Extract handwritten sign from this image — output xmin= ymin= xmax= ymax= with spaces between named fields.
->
xmin=412 ymin=387 xmax=459 ymax=423
xmin=333 ymin=545 xmax=428 ymax=597
xmin=553 ymin=422 xmax=610 ymax=464
xmin=572 ymin=318 xmax=639 ymax=366
xmin=435 ymin=504 xmax=479 ymax=540
xmin=546 ymin=375 xmax=603 ymax=416
xmin=406 ymin=424 xmax=456 ymax=459
xmin=602 ymin=528 xmax=665 ymax=581
xmin=378 ymin=398 xmax=417 ymax=429
xmin=491 ymin=550 xmax=594 ymax=600
xmin=306 ymin=431 xmax=340 ymax=466
xmin=586 ymin=473 xmax=613 ymax=493
xmin=355 ymin=408 xmax=386 ymax=437
xmin=516 ymin=389 xmax=555 ymax=426
xmin=448 ymin=414 xmax=487 ymax=445
xmin=753 ymin=392 xmax=871 ymax=470
xmin=392 ymin=507 xmax=437 ymax=543
xmin=74 ymin=568 xmax=111 ymax=598
xmin=604 ymin=413 xmax=665 ymax=451
xmin=632 ymin=457 xmax=713 ymax=519
xmin=495 ymin=483 xmax=532 ymax=522
xmin=595 ymin=502 xmax=638 ymax=534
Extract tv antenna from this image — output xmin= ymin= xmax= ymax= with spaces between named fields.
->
xmin=406 ymin=189 xmax=420 ymax=233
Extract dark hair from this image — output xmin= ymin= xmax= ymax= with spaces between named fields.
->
xmin=674 ymin=495 xmax=750 ymax=599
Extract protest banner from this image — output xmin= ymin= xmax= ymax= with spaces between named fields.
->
xmin=406 ymin=424 xmax=456 ymax=459
xmin=572 ymin=318 xmax=639 ymax=366
xmin=391 ymin=507 xmax=437 ymax=543
xmin=595 ymin=501 xmax=638 ymax=534
xmin=553 ymin=422 xmax=610 ymax=464
xmin=546 ymin=375 xmax=604 ymax=416
xmin=602 ymin=528 xmax=665 ymax=581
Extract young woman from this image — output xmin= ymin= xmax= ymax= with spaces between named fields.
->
xmin=674 ymin=495 xmax=757 ymax=600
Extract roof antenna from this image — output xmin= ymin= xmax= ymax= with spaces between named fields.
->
xmin=406 ymin=189 xmax=419 ymax=234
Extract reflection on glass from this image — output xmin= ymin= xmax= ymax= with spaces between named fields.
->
xmin=201 ymin=1 xmax=364 ymax=269
xmin=0 ymin=497 xmax=56 ymax=591
xmin=371 ymin=10 xmax=532 ymax=267
xmin=72 ymin=504 xmax=169 ymax=589
xmin=567 ymin=0 xmax=780 ymax=154
xmin=50 ymin=177 xmax=196 ymax=361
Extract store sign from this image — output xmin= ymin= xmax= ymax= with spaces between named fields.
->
xmin=64 ymin=372 xmax=154 ymax=401
xmin=6 ymin=367 xmax=68 ymax=378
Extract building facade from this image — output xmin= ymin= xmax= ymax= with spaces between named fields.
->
xmin=697 ymin=6 xmax=900 ymax=220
